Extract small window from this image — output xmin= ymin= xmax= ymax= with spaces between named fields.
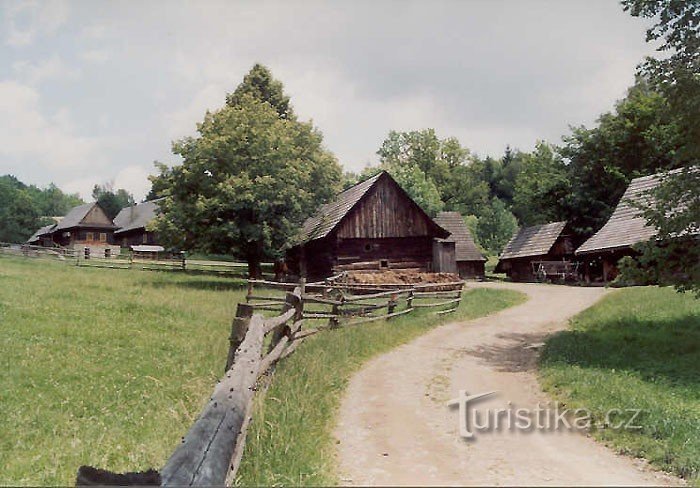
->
xmin=86 ymin=232 xmax=93 ymax=241
xmin=99 ymin=233 xmax=107 ymax=242
xmin=380 ymin=259 xmax=388 ymax=268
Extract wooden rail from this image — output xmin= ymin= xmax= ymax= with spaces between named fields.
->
xmin=75 ymin=275 xmax=465 ymax=485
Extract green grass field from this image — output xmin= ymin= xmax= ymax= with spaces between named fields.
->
xmin=539 ymin=287 xmax=700 ymax=482
xmin=0 ymin=256 xmax=247 ymax=485
xmin=236 ymin=287 xmax=526 ymax=486
xmin=0 ymin=256 xmax=524 ymax=485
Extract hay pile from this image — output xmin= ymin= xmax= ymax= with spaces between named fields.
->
xmin=346 ymin=270 xmax=460 ymax=285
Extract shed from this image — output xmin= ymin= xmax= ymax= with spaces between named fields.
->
xmin=285 ymin=171 xmax=450 ymax=279
xmin=26 ymin=224 xmax=56 ymax=246
xmin=575 ymin=171 xmax=681 ymax=282
xmin=114 ymin=200 xmax=161 ymax=248
xmin=495 ymin=221 xmax=576 ymax=281
xmin=433 ymin=211 xmax=486 ymax=278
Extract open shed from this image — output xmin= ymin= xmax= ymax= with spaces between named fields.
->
xmin=285 ymin=171 xmax=450 ymax=280
xmin=495 ymin=221 xmax=576 ymax=282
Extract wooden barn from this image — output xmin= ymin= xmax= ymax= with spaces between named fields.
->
xmin=575 ymin=171 xmax=681 ymax=282
xmin=433 ymin=211 xmax=486 ymax=279
xmin=285 ymin=171 xmax=451 ymax=279
xmin=38 ymin=202 xmax=120 ymax=257
xmin=113 ymin=200 xmax=161 ymax=248
xmin=495 ymin=221 xmax=577 ymax=282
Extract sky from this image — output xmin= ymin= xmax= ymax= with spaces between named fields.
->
xmin=0 ymin=0 xmax=656 ymax=201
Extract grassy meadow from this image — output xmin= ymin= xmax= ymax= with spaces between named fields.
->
xmin=236 ymin=287 xmax=526 ymax=486
xmin=0 ymin=256 xmax=247 ymax=485
xmin=539 ymin=287 xmax=700 ymax=482
xmin=0 ymin=255 xmax=524 ymax=485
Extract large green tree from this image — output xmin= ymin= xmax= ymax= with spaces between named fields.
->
xmin=151 ymin=65 xmax=342 ymax=277
xmin=475 ymin=197 xmax=518 ymax=255
xmin=618 ymin=0 xmax=700 ymax=293
xmin=512 ymin=141 xmax=570 ymax=226
xmin=560 ymin=80 xmax=685 ymax=236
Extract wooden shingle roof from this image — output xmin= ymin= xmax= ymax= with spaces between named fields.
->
xmin=26 ymin=224 xmax=55 ymax=243
xmin=114 ymin=200 xmax=161 ymax=235
xmin=434 ymin=211 xmax=486 ymax=262
xmin=576 ymin=172 xmax=663 ymax=255
xmin=499 ymin=221 xmax=567 ymax=260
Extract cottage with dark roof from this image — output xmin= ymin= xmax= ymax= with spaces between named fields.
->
xmin=285 ymin=171 xmax=451 ymax=279
xmin=575 ymin=170 xmax=691 ymax=282
xmin=113 ymin=200 xmax=161 ymax=248
xmin=433 ymin=211 xmax=486 ymax=279
xmin=29 ymin=202 xmax=121 ymax=257
xmin=495 ymin=221 xmax=576 ymax=281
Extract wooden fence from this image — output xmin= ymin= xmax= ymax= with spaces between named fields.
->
xmin=75 ymin=275 xmax=464 ymax=486
xmin=0 ymin=242 xmax=272 ymax=278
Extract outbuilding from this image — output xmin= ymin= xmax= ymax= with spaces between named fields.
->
xmin=495 ymin=221 xmax=577 ymax=282
xmin=285 ymin=171 xmax=451 ymax=279
xmin=433 ymin=211 xmax=486 ymax=279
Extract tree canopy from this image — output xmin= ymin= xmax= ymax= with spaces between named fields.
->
xmin=151 ymin=64 xmax=342 ymax=276
xmin=92 ymin=183 xmax=135 ymax=220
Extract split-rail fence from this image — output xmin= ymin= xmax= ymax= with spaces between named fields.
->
xmin=70 ymin=273 xmax=463 ymax=485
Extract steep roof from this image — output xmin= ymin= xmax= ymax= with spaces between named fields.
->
xmin=434 ymin=211 xmax=486 ymax=262
xmin=299 ymin=173 xmax=382 ymax=242
xmin=114 ymin=200 xmax=161 ymax=235
xmin=26 ymin=224 xmax=55 ymax=243
xmin=54 ymin=202 xmax=115 ymax=230
xmin=298 ymin=171 xmax=448 ymax=243
xmin=576 ymin=172 xmax=666 ymax=255
xmin=499 ymin=221 xmax=567 ymax=260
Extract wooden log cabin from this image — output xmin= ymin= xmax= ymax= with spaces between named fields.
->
xmin=495 ymin=221 xmax=577 ymax=282
xmin=285 ymin=171 xmax=451 ymax=280
xmin=41 ymin=202 xmax=120 ymax=257
xmin=575 ymin=170 xmax=694 ymax=282
xmin=113 ymin=199 xmax=161 ymax=248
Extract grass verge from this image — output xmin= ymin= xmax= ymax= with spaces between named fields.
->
xmin=236 ymin=286 xmax=526 ymax=486
xmin=539 ymin=287 xmax=699 ymax=482
xmin=0 ymin=256 xmax=246 ymax=485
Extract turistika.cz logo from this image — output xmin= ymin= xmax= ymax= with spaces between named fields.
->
xmin=447 ymin=390 xmax=643 ymax=440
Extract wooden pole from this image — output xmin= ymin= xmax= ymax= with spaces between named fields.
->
xmin=160 ymin=315 xmax=266 ymax=486
xmin=225 ymin=303 xmax=254 ymax=372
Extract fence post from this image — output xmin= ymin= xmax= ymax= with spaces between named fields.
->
xmin=407 ymin=290 xmax=414 ymax=309
xmin=246 ymin=280 xmax=254 ymax=303
xmin=225 ymin=303 xmax=254 ymax=371
xmin=387 ymin=293 xmax=397 ymax=318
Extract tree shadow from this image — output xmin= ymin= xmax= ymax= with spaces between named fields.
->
xmin=466 ymin=331 xmax=551 ymax=373
xmin=148 ymin=279 xmax=248 ymax=292
xmin=540 ymin=312 xmax=700 ymax=390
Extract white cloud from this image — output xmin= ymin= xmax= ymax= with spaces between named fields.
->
xmin=0 ymin=81 xmax=103 ymax=172
xmin=5 ymin=0 xmax=69 ymax=47
xmin=80 ymin=49 xmax=112 ymax=64
xmin=12 ymin=55 xmax=80 ymax=86
xmin=114 ymin=165 xmax=152 ymax=201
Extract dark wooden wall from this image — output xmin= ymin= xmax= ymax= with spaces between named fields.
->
xmin=457 ymin=261 xmax=485 ymax=279
xmin=336 ymin=179 xmax=435 ymax=239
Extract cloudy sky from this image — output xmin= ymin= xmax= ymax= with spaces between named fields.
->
xmin=0 ymin=0 xmax=655 ymax=200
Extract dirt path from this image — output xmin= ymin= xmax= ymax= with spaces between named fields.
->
xmin=335 ymin=282 xmax=681 ymax=486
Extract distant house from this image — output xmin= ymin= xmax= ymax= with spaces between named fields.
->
xmin=113 ymin=200 xmax=161 ymax=248
xmin=42 ymin=202 xmax=120 ymax=257
xmin=495 ymin=221 xmax=576 ymax=282
xmin=433 ymin=211 xmax=486 ymax=279
xmin=575 ymin=171 xmax=689 ymax=282
xmin=26 ymin=224 xmax=56 ymax=247
xmin=285 ymin=171 xmax=451 ymax=279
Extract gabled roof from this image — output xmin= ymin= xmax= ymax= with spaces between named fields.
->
xmin=114 ymin=200 xmax=161 ymax=235
xmin=576 ymin=172 xmax=669 ymax=255
xmin=499 ymin=221 xmax=568 ymax=260
xmin=299 ymin=173 xmax=382 ymax=242
xmin=26 ymin=224 xmax=55 ymax=243
xmin=54 ymin=202 xmax=116 ymax=230
xmin=434 ymin=211 xmax=486 ymax=262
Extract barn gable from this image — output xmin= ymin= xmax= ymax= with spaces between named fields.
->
xmin=299 ymin=171 xmax=448 ymax=243
xmin=55 ymin=202 xmax=116 ymax=230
